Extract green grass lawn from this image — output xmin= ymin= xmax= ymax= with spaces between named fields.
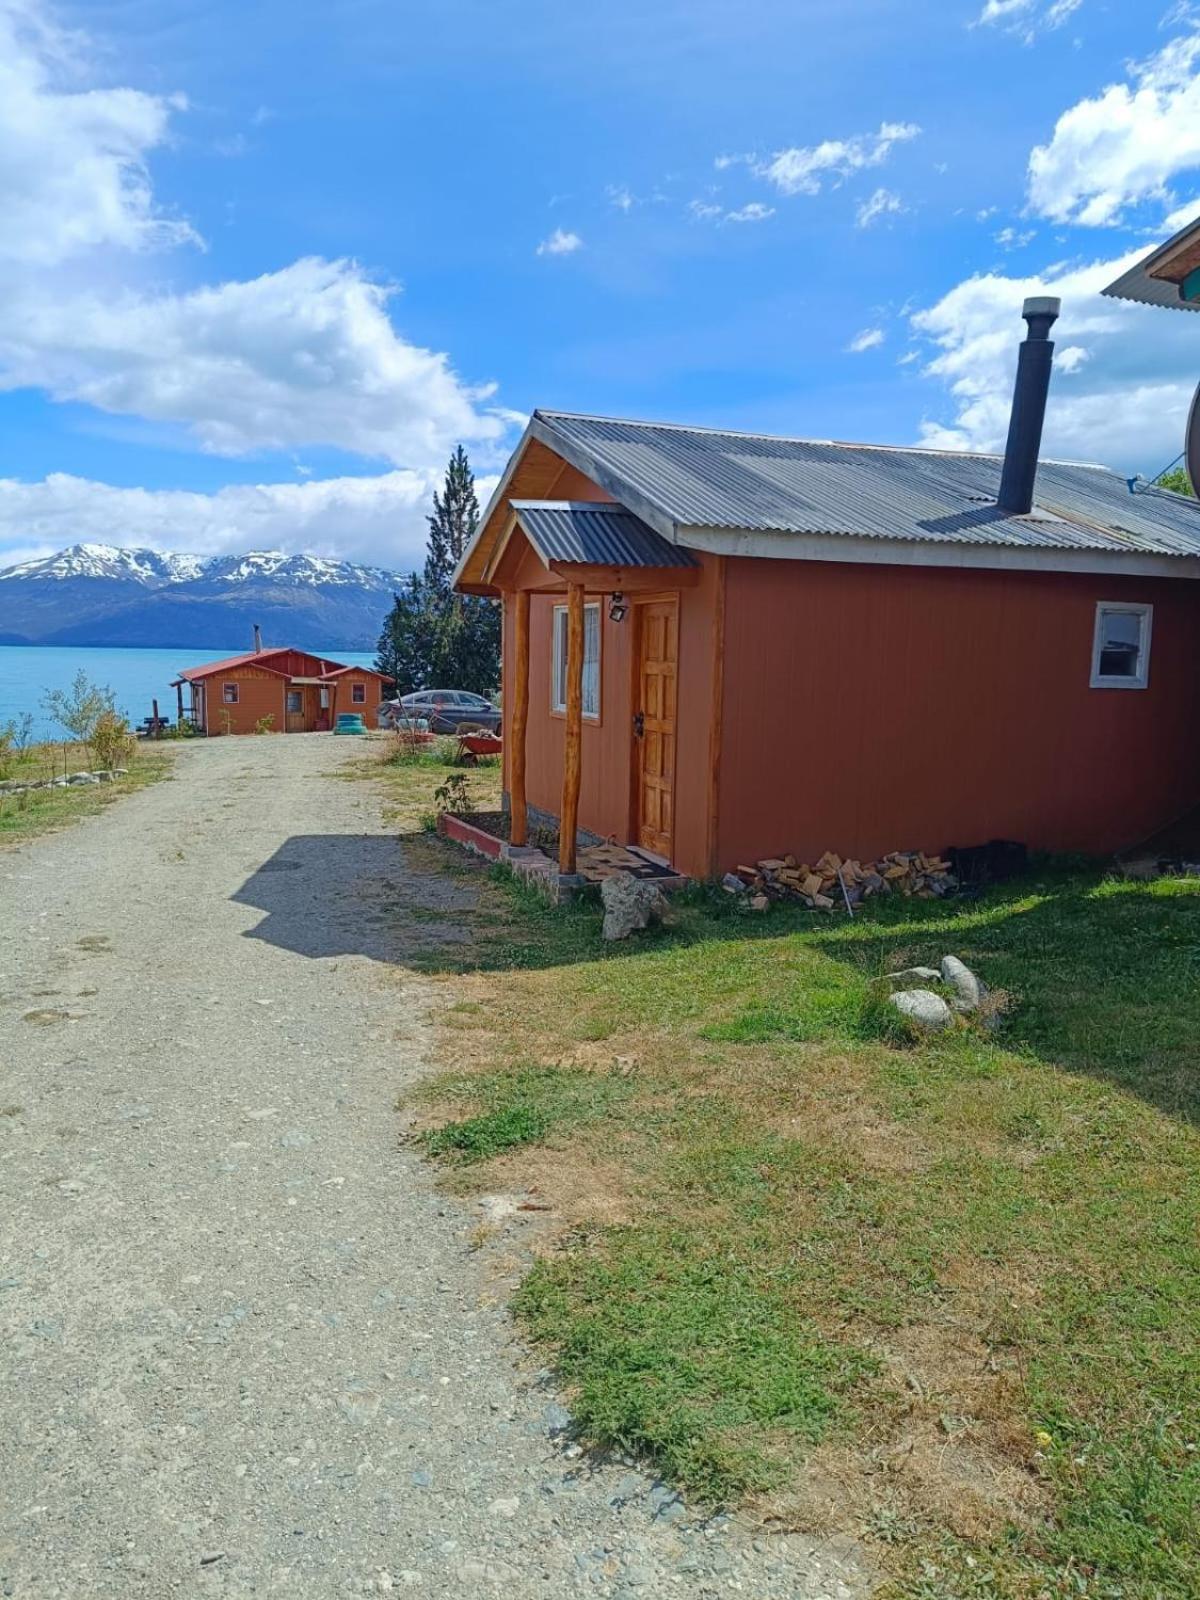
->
xmin=374 ymin=758 xmax=1200 ymax=1598
xmin=0 ymin=741 xmax=175 ymax=844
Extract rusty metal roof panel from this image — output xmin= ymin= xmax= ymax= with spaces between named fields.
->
xmin=511 ymin=500 xmax=699 ymax=567
xmin=534 ymin=412 xmax=1200 ymax=557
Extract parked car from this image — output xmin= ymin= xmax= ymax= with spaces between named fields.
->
xmin=382 ymin=690 xmax=501 ymax=735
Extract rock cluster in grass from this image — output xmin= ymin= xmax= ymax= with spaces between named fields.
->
xmin=601 ymin=872 xmax=668 ymax=941
xmin=888 ymin=955 xmax=990 ymax=1032
xmin=0 ymin=768 xmax=128 ymax=795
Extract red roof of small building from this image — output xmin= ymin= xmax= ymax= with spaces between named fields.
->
xmin=178 ymin=649 xmax=391 ymax=684
xmin=178 ymin=648 xmax=292 ymax=682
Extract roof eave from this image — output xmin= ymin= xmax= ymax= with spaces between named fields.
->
xmin=528 ymin=412 xmax=681 ymax=543
xmin=452 ymin=417 xmax=539 ymax=592
xmin=676 ymin=524 xmax=1200 ymax=579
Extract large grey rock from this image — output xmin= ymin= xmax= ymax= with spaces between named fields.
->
xmin=890 ymin=988 xmax=954 ymax=1030
xmin=601 ymin=872 xmax=667 ymax=941
xmin=888 ymin=966 xmax=941 ymax=985
xmin=941 ymin=955 xmax=984 ymax=1011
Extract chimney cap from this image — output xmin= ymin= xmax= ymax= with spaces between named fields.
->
xmin=1022 ymin=295 xmax=1061 ymax=320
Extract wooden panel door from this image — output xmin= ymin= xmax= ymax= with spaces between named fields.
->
xmin=285 ymin=687 xmax=306 ymax=733
xmin=635 ymin=598 xmax=678 ymax=859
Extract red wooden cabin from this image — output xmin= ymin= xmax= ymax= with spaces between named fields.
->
xmin=175 ymin=644 xmax=390 ymax=735
xmin=455 ymin=301 xmax=1200 ymax=880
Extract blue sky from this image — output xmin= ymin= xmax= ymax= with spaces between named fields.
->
xmin=2 ymin=0 xmax=1200 ymax=570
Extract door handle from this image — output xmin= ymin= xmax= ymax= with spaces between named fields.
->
xmin=632 ymin=711 xmax=645 ymax=738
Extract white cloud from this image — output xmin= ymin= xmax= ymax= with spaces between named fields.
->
xmin=0 ymin=0 xmax=515 ymax=567
xmin=0 ymin=1 xmax=197 ymax=265
xmin=0 ymin=466 xmax=498 ymax=572
xmin=536 ymin=228 xmax=583 ymax=256
xmin=0 ymin=256 xmax=508 ymax=464
xmin=1028 ymin=30 xmax=1200 ymax=225
xmin=606 ymin=185 xmax=635 ymax=212
xmin=973 ymin=0 xmax=1082 ymax=39
xmin=724 ymin=202 xmax=775 ymax=224
xmin=847 ymin=327 xmax=886 ymax=353
xmin=756 ymin=121 xmax=920 ymax=197
xmin=910 ymin=243 xmax=1200 ymax=469
xmin=856 ymin=187 xmax=905 ymax=227
xmin=995 ymin=225 xmax=1036 ymax=248
xmin=688 ymin=198 xmax=775 ymax=225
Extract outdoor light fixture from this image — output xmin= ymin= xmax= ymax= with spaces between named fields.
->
xmin=609 ymin=592 xmax=628 ymax=623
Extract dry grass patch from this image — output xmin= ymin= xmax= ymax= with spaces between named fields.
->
xmin=0 ymin=743 xmax=174 ymax=846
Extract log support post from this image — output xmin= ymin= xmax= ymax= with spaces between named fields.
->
xmin=510 ymin=590 xmax=531 ymax=847
xmin=559 ymin=581 xmax=585 ymax=875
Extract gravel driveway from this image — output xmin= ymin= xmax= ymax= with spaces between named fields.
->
xmin=0 ymin=735 xmax=867 ymax=1599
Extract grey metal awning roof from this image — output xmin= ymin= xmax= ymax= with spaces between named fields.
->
xmin=530 ymin=412 xmax=1200 ymax=558
xmin=510 ymin=500 xmax=699 ymax=568
xmin=1102 ymin=214 xmax=1200 ymax=313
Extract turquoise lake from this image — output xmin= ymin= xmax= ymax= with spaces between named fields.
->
xmin=0 ymin=646 xmax=380 ymax=739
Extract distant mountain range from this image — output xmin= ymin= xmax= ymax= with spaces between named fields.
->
xmin=0 ymin=544 xmax=407 ymax=650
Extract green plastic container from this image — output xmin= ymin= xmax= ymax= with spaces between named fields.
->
xmin=334 ymin=712 xmax=367 ymax=735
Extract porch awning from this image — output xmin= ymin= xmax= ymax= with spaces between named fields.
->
xmin=510 ymin=500 xmax=699 ymax=569
xmin=1103 ymin=212 xmax=1200 ymax=313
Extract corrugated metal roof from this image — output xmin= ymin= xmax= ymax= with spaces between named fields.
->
xmin=1102 ymin=215 xmax=1200 ymax=313
xmin=534 ymin=411 xmax=1200 ymax=557
xmin=511 ymin=500 xmax=699 ymax=567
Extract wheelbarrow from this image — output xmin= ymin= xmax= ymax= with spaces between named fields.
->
xmin=456 ymin=730 xmax=503 ymax=764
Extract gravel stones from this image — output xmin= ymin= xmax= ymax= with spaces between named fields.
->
xmin=0 ymin=735 xmax=871 ymax=1600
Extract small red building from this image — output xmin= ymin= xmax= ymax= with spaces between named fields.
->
xmin=455 ymin=301 xmax=1200 ymax=880
xmin=176 ymin=644 xmax=390 ymax=735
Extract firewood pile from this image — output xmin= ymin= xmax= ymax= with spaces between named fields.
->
xmin=724 ymin=848 xmax=957 ymax=911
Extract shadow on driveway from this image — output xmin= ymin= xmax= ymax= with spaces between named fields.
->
xmin=233 ymin=834 xmax=480 ymax=962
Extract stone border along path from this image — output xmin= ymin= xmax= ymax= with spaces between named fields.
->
xmin=0 ymin=734 xmax=869 ymax=1599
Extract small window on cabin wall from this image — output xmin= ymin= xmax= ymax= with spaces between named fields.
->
xmin=551 ymin=602 xmax=601 ymax=719
xmin=222 ymin=682 xmax=239 ymax=704
xmin=1090 ymin=603 xmax=1152 ymax=690
xmin=351 ymin=683 xmax=366 ymax=704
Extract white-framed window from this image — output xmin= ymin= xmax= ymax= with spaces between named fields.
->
xmin=1090 ymin=602 xmax=1153 ymax=690
xmin=222 ymin=682 xmax=239 ymax=704
xmin=551 ymin=602 xmax=601 ymax=719
xmin=351 ymin=682 xmax=366 ymax=704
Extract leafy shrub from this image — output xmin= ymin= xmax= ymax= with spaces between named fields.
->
xmin=254 ymin=713 xmax=275 ymax=734
xmin=434 ymin=771 xmax=472 ymax=814
xmin=89 ymin=710 xmax=136 ymax=772
xmin=0 ymin=713 xmax=34 ymax=780
xmin=41 ymin=670 xmax=115 ymax=744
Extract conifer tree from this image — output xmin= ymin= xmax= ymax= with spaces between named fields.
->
xmin=375 ymin=446 xmax=500 ymax=696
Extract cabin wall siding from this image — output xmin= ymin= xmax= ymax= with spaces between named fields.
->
xmin=333 ymin=670 xmax=385 ymax=727
xmin=717 ymin=557 xmax=1200 ymax=867
xmin=202 ymin=668 xmax=286 ymax=734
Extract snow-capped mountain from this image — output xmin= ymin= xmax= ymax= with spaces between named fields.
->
xmin=0 ymin=544 xmax=407 ymax=650
xmin=1 ymin=542 xmax=209 ymax=586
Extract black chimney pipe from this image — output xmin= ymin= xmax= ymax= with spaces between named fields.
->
xmin=997 ymin=295 xmax=1060 ymax=516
